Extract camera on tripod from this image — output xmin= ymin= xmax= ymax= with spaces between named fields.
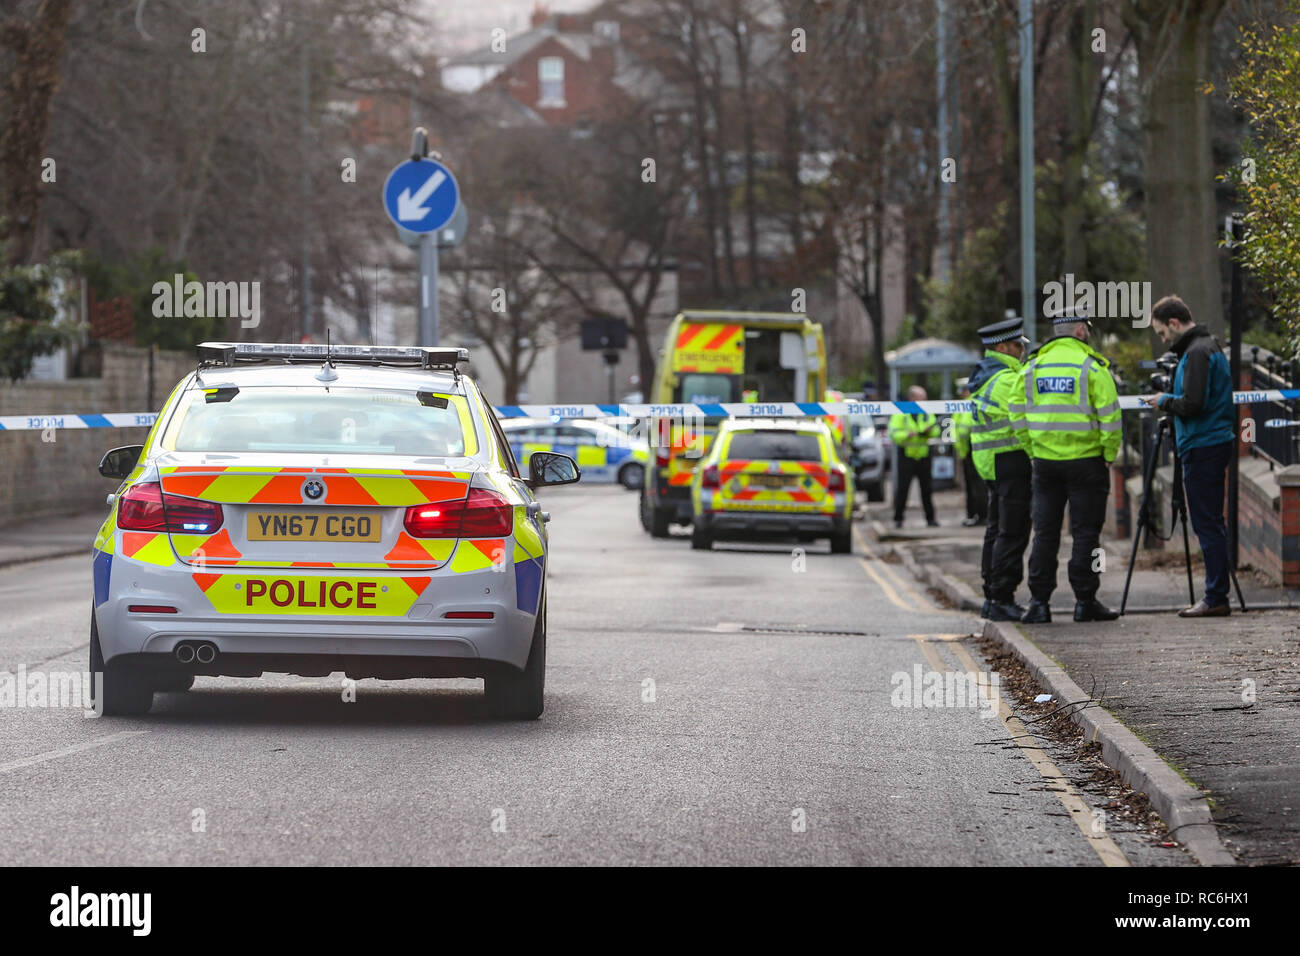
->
xmin=1143 ymin=351 xmax=1180 ymax=393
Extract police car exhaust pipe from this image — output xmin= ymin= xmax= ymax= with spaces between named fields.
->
xmin=175 ymin=643 xmax=196 ymax=664
xmin=194 ymin=643 xmax=217 ymax=664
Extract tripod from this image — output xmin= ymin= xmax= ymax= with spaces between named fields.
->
xmin=1120 ymin=414 xmax=1247 ymax=614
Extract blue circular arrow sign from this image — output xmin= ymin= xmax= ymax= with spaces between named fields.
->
xmin=383 ymin=158 xmax=460 ymax=233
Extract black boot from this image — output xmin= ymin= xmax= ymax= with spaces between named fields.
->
xmin=987 ymin=601 xmax=1023 ymax=622
xmin=980 ymin=599 xmax=992 ymax=619
xmin=1021 ymin=600 xmax=1051 ymax=624
xmin=1074 ymin=599 xmax=1119 ymax=622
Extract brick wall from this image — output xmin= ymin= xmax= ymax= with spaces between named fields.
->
xmin=0 ymin=344 xmax=193 ymax=526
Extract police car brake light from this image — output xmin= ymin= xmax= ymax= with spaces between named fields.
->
xmin=403 ymin=488 xmax=513 ymax=538
xmin=828 ymin=464 xmax=847 ymax=492
xmin=118 ymin=482 xmax=224 ymax=534
xmin=700 ymin=464 xmax=719 ymax=489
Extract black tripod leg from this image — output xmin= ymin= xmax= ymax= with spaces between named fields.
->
xmin=1231 ymin=568 xmax=1248 ymax=612
xmin=1121 ymin=417 xmax=1165 ymax=615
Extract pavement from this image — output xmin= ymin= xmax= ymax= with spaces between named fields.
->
xmin=870 ymin=484 xmax=1300 ymax=866
xmin=0 ymin=508 xmax=106 ymax=568
xmin=0 ymin=485 xmax=1192 ymax=866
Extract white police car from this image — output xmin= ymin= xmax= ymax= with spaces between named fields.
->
xmin=90 ymin=342 xmax=579 ymax=719
xmin=499 ymin=417 xmax=648 ymax=489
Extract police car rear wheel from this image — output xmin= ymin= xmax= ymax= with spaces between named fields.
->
xmin=618 ymin=462 xmax=645 ymax=490
xmin=830 ymin=528 xmax=853 ymax=554
xmin=89 ymin=611 xmax=154 ymax=716
xmin=691 ymin=525 xmax=712 ymax=550
xmin=485 ymin=595 xmax=546 ymax=720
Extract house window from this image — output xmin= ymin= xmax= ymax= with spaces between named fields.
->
xmin=538 ymin=56 xmax=565 ymax=107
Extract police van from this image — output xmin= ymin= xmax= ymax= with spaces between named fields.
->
xmin=639 ymin=311 xmax=828 ymax=536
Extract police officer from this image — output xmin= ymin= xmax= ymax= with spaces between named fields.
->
xmin=1010 ymin=310 xmax=1121 ymax=623
xmin=968 ymin=314 xmax=1032 ymax=621
xmin=889 ymin=386 xmax=940 ymax=529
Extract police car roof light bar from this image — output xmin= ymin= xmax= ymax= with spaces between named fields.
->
xmin=196 ymin=342 xmax=468 ymax=370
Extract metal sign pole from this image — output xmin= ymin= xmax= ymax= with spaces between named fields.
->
xmin=419 ymin=233 xmax=437 ymax=346
xmin=431 ymin=239 xmax=440 ymax=347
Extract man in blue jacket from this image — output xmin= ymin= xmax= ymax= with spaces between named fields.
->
xmin=1141 ymin=295 xmax=1237 ymax=617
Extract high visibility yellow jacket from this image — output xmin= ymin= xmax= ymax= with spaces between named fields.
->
xmin=1009 ymin=336 xmax=1122 ymax=462
xmin=968 ymin=350 xmax=1030 ymax=480
xmin=888 ymin=412 xmax=938 ymax=460
xmin=952 ymin=411 xmax=973 ymax=458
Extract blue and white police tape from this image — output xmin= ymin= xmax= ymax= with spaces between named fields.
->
xmin=4 ymin=389 xmax=1300 ymax=431
xmin=0 ymin=412 xmax=160 ymax=431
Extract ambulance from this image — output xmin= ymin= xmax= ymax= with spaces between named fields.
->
xmin=639 ymin=311 xmax=828 ymax=536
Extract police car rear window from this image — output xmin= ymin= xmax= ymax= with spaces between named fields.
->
xmin=162 ymin=388 xmax=472 ymax=457
xmin=726 ymin=430 xmax=822 ymax=461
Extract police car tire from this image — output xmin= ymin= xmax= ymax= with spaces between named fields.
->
xmin=618 ymin=462 xmax=645 ymax=490
xmin=691 ymin=526 xmax=712 ymax=550
xmin=485 ymin=595 xmax=546 ymax=720
xmin=830 ymin=529 xmax=853 ymax=554
xmin=89 ymin=611 xmax=154 ymax=716
xmin=649 ymin=506 xmax=671 ymax=538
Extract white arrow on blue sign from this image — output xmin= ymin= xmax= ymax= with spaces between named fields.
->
xmin=383 ymin=158 xmax=460 ymax=233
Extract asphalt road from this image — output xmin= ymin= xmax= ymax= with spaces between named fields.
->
xmin=0 ymin=486 xmax=1188 ymax=865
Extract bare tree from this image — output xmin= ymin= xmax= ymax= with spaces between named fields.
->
xmin=1122 ymin=0 xmax=1229 ymax=335
xmin=0 ymin=0 xmax=74 ymax=265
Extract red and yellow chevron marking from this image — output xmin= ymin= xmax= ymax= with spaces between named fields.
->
xmin=158 ymin=467 xmax=469 ymax=506
xmin=449 ymin=538 xmax=508 ymax=573
xmin=193 ymin=572 xmax=430 ymax=615
xmin=712 ymin=459 xmax=834 ymax=512
xmin=383 ymin=533 xmax=456 ymax=568
xmin=671 ymin=323 xmax=745 ymax=374
xmin=120 ymin=531 xmax=175 ymax=566
xmin=662 ymin=422 xmax=715 ymax=486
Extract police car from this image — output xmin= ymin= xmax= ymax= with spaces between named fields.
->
xmin=90 ymin=342 xmax=579 ymax=719
xmin=499 ymin=417 xmax=648 ymax=489
xmin=689 ymin=419 xmax=854 ymax=552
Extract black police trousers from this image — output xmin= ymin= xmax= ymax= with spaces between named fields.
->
xmin=1027 ymin=456 xmax=1110 ymax=603
xmin=963 ymin=455 xmax=987 ymax=520
xmin=981 ymin=450 xmax=1031 ymax=602
xmin=893 ymin=454 xmax=934 ymax=523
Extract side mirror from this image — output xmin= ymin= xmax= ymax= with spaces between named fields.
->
xmin=526 ymin=452 xmax=580 ymax=489
xmin=99 ymin=445 xmax=143 ymax=480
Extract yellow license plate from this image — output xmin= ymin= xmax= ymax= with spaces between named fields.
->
xmin=747 ymin=474 xmax=792 ymax=488
xmin=247 ymin=511 xmax=380 ymax=542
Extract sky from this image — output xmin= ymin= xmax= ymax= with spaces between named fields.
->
xmin=425 ymin=0 xmax=601 ymax=55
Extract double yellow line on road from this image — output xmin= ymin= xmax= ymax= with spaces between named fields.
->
xmin=855 ymin=524 xmax=1130 ymax=866
xmin=852 ymin=526 xmax=956 ymax=615
xmin=914 ymin=633 xmax=1131 ymax=868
